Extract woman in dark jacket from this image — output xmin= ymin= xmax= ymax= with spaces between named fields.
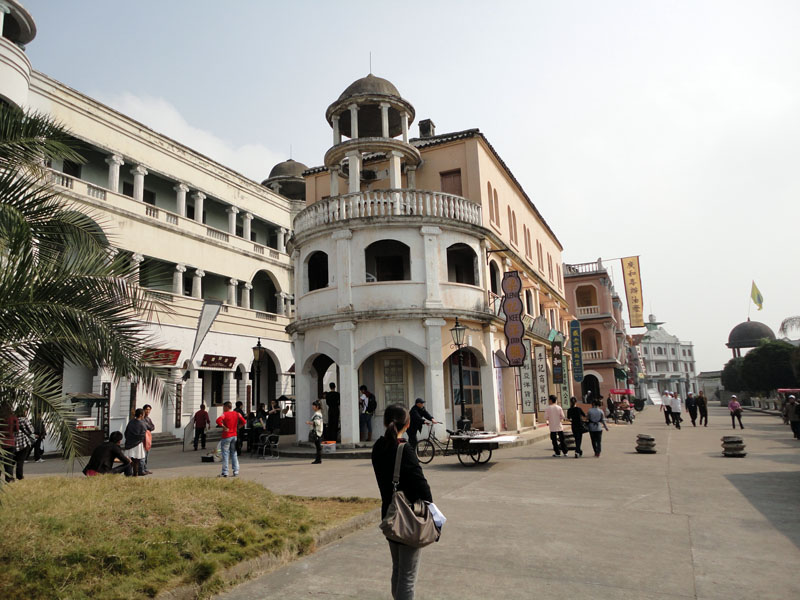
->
xmin=566 ymin=397 xmax=586 ymax=458
xmin=123 ymin=408 xmax=147 ymax=476
xmin=372 ymin=404 xmax=432 ymax=600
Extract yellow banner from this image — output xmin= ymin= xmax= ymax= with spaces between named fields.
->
xmin=751 ymin=281 xmax=763 ymax=310
xmin=621 ymin=256 xmax=645 ymax=327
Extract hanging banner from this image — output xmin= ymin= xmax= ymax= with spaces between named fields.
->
xmin=520 ymin=339 xmax=536 ymax=414
xmin=560 ymin=362 xmax=571 ymax=409
xmin=621 ymin=256 xmax=644 ymax=328
xmin=501 ymin=271 xmax=526 ymax=366
xmin=569 ymin=320 xmax=583 ymax=382
xmin=552 ymin=341 xmax=563 ymax=384
xmin=534 ymin=345 xmax=549 ymax=411
xmin=190 ymin=300 xmax=223 ymax=361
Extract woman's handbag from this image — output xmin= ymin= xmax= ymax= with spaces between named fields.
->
xmin=379 ymin=444 xmax=440 ymax=548
xmin=308 ymin=429 xmax=318 ymax=443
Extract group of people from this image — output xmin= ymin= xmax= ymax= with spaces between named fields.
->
xmin=0 ymin=403 xmax=46 ymax=483
xmin=546 ymin=395 xmax=610 ymax=458
xmin=84 ymin=404 xmax=156 ymax=477
xmin=660 ymin=391 xmax=710 ymax=429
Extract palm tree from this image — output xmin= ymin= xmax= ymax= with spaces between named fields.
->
xmin=0 ymin=104 xmax=168 ymax=469
xmin=779 ymin=316 xmax=800 ymax=337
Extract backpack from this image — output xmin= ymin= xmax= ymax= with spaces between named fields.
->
xmin=366 ymin=393 xmax=377 ymax=414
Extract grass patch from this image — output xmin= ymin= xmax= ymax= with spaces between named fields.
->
xmin=0 ymin=477 xmax=378 ymax=599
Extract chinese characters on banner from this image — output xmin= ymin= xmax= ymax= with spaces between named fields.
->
xmin=501 ymin=271 xmax=526 ymax=365
xmin=520 ymin=339 xmax=536 ymax=414
xmin=534 ymin=345 xmax=549 ymax=411
xmin=621 ymin=256 xmax=645 ymax=328
xmin=552 ymin=340 xmax=563 ymax=384
xmin=569 ymin=320 xmax=584 ymax=382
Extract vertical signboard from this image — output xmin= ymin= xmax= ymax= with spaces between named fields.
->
xmin=621 ymin=256 xmax=645 ymax=328
xmin=560 ymin=362 xmax=570 ymax=409
xmin=569 ymin=320 xmax=583 ymax=383
xmin=174 ymin=383 xmax=182 ymax=429
xmin=502 ymin=271 xmax=526 ymax=366
xmin=552 ymin=340 xmax=563 ymax=384
xmin=520 ymin=339 xmax=536 ymax=414
xmin=534 ymin=345 xmax=549 ymax=411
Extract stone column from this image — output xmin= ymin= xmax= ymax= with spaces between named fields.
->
xmin=174 ymin=183 xmax=189 ymax=217
xmin=329 ymin=165 xmax=340 ymax=197
xmin=0 ymin=4 xmax=9 ymax=34
xmin=275 ymin=292 xmax=285 ymax=316
xmin=388 ymin=150 xmax=402 ymax=189
xmin=242 ymin=212 xmax=253 ymax=241
xmin=293 ymin=332 xmax=311 ymax=437
xmin=332 ymin=115 xmax=341 ymax=145
xmin=333 ymin=229 xmax=352 ymax=311
xmin=424 ymin=318 xmax=447 ymax=438
xmin=173 ymin=264 xmax=186 ymax=295
xmin=401 ymin=111 xmax=409 ymax=143
xmin=278 ymin=227 xmax=288 ymax=253
xmin=228 ymin=279 xmax=238 ymax=306
xmin=420 ymin=226 xmax=443 ymax=307
xmin=241 ymin=283 xmax=252 ymax=309
xmin=131 ymin=165 xmax=148 ymax=202
xmin=406 ymin=165 xmax=417 ymax=190
xmin=334 ymin=321 xmax=358 ymax=447
xmin=131 ymin=253 xmax=144 ymax=287
xmin=183 ymin=368 xmax=202 ymax=415
xmin=223 ymin=371 xmax=237 ymax=405
xmin=192 ymin=269 xmax=205 ymax=299
xmin=346 ymin=150 xmax=361 ymax=193
xmin=192 ymin=192 xmax=205 ymax=223
xmin=380 ymin=102 xmax=390 ymax=138
xmin=348 ymin=103 xmax=359 ymax=138
xmin=482 ymin=325 xmax=502 ymax=432
xmin=479 ymin=239 xmax=489 ymax=291
xmin=105 ymin=154 xmax=124 ymax=192
xmin=226 ymin=206 xmax=239 ymax=235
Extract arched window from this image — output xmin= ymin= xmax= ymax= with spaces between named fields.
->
xmin=252 ymin=270 xmax=278 ymax=313
xmin=575 ymin=285 xmax=598 ymax=308
xmin=511 ymin=211 xmax=518 ymax=245
xmin=446 ymin=243 xmax=478 ymax=285
xmin=582 ymin=328 xmax=602 ymax=352
xmin=365 ymin=240 xmax=410 ymax=282
xmin=656 ymin=347 xmax=664 ymax=355
xmin=507 ymin=206 xmax=512 ymax=236
xmin=493 ymin=190 xmax=499 ymax=225
xmin=307 ymin=251 xmax=328 ymax=291
xmin=487 ymin=182 xmax=494 ymax=222
xmin=489 ymin=260 xmax=500 ymax=295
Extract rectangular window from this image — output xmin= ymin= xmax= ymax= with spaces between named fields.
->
xmin=537 ymin=241 xmax=544 ymax=271
xmin=383 ymin=359 xmax=405 ymax=410
xmin=556 ymin=264 xmax=562 ymax=289
xmin=440 ymin=170 xmax=463 ymax=196
xmin=547 ymin=254 xmax=554 ymax=281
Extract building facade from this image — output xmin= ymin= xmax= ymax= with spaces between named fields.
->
xmin=632 ymin=315 xmax=697 ymax=398
xmin=1 ymin=1 xmax=295 ymax=447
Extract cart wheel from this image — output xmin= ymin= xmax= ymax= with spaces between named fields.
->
xmin=476 ymin=448 xmax=492 ymax=464
xmin=457 ymin=447 xmax=472 ymax=466
xmin=416 ymin=440 xmax=435 ymax=464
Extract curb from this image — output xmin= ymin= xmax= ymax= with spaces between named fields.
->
xmin=156 ymin=507 xmax=382 ymax=600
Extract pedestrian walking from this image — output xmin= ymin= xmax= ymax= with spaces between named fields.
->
xmin=324 ymin=382 xmax=340 ymax=442
xmin=685 ymin=393 xmax=698 ymax=427
xmin=359 ymin=384 xmax=376 ymax=442
xmin=216 ymin=401 xmax=246 ymax=477
xmin=192 ymin=404 xmax=210 ymax=450
xmin=787 ymin=395 xmax=800 ymax=440
xmin=306 ymin=400 xmax=324 ymax=464
xmin=372 ymin=403 xmax=433 ymax=600
xmin=728 ymin=395 xmax=744 ymax=430
xmin=670 ymin=393 xmax=683 ymax=429
xmin=31 ymin=413 xmax=46 ymax=462
xmin=587 ymin=400 xmax=609 ymax=457
xmin=13 ymin=407 xmax=34 ymax=480
xmin=697 ymin=391 xmax=709 ymax=427
xmin=661 ymin=391 xmax=673 ymax=425
xmin=141 ymin=404 xmax=155 ymax=474
xmin=545 ymin=395 xmax=568 ymax=457
xmin=408 ymin=398 xmax=438 ymax=450
xmin=566 ymin=397 xmax=586 ymax=458
xmin=123 ymin=409 xmax=148 ymax=476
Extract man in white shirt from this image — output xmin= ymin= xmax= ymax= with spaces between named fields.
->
xmin=670 ymin=393 xmax=683 ymax=429
xmin=545 ymin=395 xmax=568 ymax=457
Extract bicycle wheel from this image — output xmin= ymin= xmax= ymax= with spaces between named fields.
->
xmin=416 ymin=440 xmax=435 ymax=464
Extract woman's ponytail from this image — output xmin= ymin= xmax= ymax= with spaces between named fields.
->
xmin=383 ymin=403 xmax=410 ymax=446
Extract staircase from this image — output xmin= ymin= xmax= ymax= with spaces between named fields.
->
xmin=646 ymin=388 xmax=663 ymax=405
xmin=150 ymin=432 xmax=182 ymax=448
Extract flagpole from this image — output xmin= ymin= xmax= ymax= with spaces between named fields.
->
xmin=747 ymin=281 xmax=752 ymax=320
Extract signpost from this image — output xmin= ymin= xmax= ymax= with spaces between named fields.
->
xmin=534 ymin=345 xmax=548 ymax=412
xmin=569 ymin=320 xmax=583 ymax=383
xmin=501 ymin=271 xmax=526 ymax=366
xmin=520 ymin=339 xmax=536 ymax=414
xmin=552 ymin=340 xmax=563 ymax=384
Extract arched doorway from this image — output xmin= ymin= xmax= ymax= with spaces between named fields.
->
xmin=446 ymin=349 xmax=484 ymax=429
xmin=581 ymin=374 xmax=600 ymax=400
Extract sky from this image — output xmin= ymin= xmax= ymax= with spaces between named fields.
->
xmin=22 ymin=0 xmax=800 ymax=373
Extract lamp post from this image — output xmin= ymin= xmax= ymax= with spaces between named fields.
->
xmin=252 ymin=338 xmax=266 ymax=413
xmin=450 ymin=317 xmax=470 ymax=431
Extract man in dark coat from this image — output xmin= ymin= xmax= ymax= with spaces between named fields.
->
xmin=83 ymin=431 xmax=132 ymax=476
xmin=685 ymin=392 xmax=698 ymax=427
xmin=408 ymin=398 xmax=438 ymax=449
xmin=325 ymin=382 xmax=340 ymax=442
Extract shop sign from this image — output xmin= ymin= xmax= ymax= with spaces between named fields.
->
xmin=569 ymin=320 xmax=583 ymax=382
xmin=552 ymin=340 xmax=563 ymax=384
xmin=143 ymin=348 xmax=181 ymax=366
xmin=520 ymin=339 xmax=536 ymax=414
xmin=200 ymin=354 xmax=236 ymax=369
xmin=534 ymin=345 xmax=549 ymax=411
xmin=501 ymin=271 xmax=526 ymax=366
xmin=621 ymin=256 xmax=645 ymax=328
xmin=524 ymin=314 xmax=551 ymax=339
xmin=560 ymin=363 xmax=571 ymax=409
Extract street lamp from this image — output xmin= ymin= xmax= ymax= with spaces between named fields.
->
xmin=252 ymin=338 xmax=266 ymax=413
xmin=450 ymin=317 xmax=470 ymax=432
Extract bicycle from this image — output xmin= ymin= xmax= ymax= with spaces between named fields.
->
xmin=415 ymin=423 xmax=492 ymax=466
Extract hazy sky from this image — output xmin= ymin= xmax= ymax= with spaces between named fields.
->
xmin=22 ymin=0 xmax=800 ymax=372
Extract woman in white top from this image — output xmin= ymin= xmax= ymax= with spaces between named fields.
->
xmin=305 ymin=400 xmax=324 ymax=464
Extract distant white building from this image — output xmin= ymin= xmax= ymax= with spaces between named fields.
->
xmin=632 ymin=315 xmax=697 ymax=398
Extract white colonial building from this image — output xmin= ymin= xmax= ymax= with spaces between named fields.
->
xmin=633 ymin=315 xmax=698 ymax=399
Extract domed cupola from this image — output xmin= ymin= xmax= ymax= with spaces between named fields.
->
xmin=262 ymin=158 xmax=308 ymax=201
xmin=726 ymin=319 xmax=776 ymax=357
xmin=323 ymin=73 xmax=421 ymax=196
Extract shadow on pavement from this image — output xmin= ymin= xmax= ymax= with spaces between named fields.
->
xmin=725 ymin=470 xmax=800 ymax=550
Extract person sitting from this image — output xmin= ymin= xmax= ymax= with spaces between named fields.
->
xmin=619 ymin=399 xmax=632 ymax=423
xmin=83 ymin=431 xmax=133 ymax=476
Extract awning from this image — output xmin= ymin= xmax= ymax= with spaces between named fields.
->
xmin=614 ymin=368 xmax=628 ymax=381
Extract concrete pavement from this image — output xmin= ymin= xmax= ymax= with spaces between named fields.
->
xmin=23 ymin=406 xmax=800 ymax=599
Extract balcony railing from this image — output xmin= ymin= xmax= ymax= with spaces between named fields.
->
xmin=293 ymin=189 xmax=482 ymax=235
xmin=564 ymin=261 xmax=607 ymax=275
xmin=583 ymin=350 xmax=604 ymax=360
xmin=577 ymin=305 xmax=600 ymax=316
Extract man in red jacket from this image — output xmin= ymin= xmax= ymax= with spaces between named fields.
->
xmin=193 ymin=404 xmax=210 ymax=450
xmin=216 ymin=401 xmax=246 ymax=477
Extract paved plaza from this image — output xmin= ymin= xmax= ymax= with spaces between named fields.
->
xmin=27 ymin=406 xmax=800 ymax=599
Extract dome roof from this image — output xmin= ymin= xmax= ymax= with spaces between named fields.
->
xmin=337 ymin=74 xmax=401 ymax=102
xmin=267 ymin=159 xmax=308 ymax=180
xmin=727 ymin=320 xmax=776 ymax=348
